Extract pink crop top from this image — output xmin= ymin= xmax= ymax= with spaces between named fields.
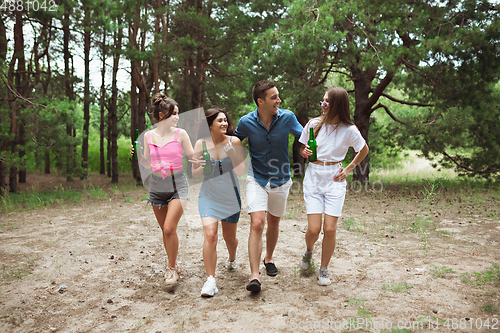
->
xmin=147 ymin=129 xmax=184 ymax=179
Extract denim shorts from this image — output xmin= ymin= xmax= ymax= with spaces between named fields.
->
xmin=147 ymin=172 xmax=189 ymax=208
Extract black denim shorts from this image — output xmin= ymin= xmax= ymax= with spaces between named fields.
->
xmin=147 ymin=172 xmax=189 ymax=208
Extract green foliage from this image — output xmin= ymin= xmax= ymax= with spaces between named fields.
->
xmin=382 ymin=281 xmax=413 ymax=293
xmin=479 ymin=303 xmax=499 ymax=314
xmin=430 ymin=265 xmax=455 ymax=278
xmin=346 ymin=298 xmax=367 ymax=305
xmin=343 ymin=217 xmax=357 ymax=231
xmin=1 ymin=260 xmax=35 ymax=280
xmin=253 ymin=0 xmax=500 ymax=180
xmin=460 ymin=263 xmax=500 ymax=286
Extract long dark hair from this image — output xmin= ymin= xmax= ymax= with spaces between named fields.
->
xmin=150 ymin=93 xmax=178 ymax=122
xmin=314 ymin=87 xmax=354 ymax=137
xmin=196 ymin=107 xmax=235 ymax=140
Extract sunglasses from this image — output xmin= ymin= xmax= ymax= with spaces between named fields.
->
xmin=319 ymin=101 xmax=329 ymax=107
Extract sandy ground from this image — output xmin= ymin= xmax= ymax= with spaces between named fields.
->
xmin=0 ymin=171 xmax=499 ymax=333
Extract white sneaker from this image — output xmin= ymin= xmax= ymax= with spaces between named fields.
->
xmin=318 ymin=268 xmax=331 ymax=286
xmin=225 ymin=247 xmax=238 ymax=270
xmin=301 ymin=251 xmax=312 ymax=271
xmin=201 ymin=276 xmax=218 ymax=297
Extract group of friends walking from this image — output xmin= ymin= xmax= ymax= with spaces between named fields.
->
xmin=132 ymin=80 xmax=369 ymax=297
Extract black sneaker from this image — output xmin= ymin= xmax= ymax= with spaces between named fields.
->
xmin=263 ymin=259 xmax=278 ymax=276
xmin=246 ymin=279 xmax=261 ymax=293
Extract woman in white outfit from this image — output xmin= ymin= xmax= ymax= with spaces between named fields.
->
xmin=299 ymin=87 xmax=369 ymax=285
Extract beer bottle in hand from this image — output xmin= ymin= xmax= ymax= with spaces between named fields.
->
xmin=202 ymin=140 xmax=212 ymax=175
xmin=308 ymin=127 xmax=317 ymax=162
xmin=132 ymin=129 xmax=139 ymax=162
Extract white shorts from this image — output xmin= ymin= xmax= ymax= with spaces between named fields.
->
xmin=246 ymin=176 xmax=292 ymax=217
xmin=303 ymin=163 xmax=346 ymax=217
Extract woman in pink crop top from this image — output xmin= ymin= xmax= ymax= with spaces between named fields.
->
xmin=134 ymin=93 xmax=199 ymax=286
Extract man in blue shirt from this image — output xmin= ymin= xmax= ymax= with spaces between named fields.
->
xmin=235 ymin=80 xmax=303 ymax=293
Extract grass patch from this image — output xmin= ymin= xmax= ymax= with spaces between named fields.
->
xmin=0 ymin=188 xmax=83 ymax=213
xmin=382 ymin=281 xmax=413 ymax=293
xmin=409 ymin=215 xmax=433 ymax=233
xmin=0 ymin=179 xmax=144 ymax=213
xmin=87 ymin=186 xmax=107 ymax=199
xmin=346 ymin=298 xmax=367 ymax=305
xmin=343 ymin=217 xmax=363 ymax=232
xmin=343 ymin=217 xmax=356 ymax=231
xmin=479 ymin=303 xmax=499 ymax=314
xmin=460 ymin=263 xmax=500 ymax=285
xmin=430 ymin=265 xmax=455 ymax=278
xmin=1 ymin=260 xmax=35 ymax=280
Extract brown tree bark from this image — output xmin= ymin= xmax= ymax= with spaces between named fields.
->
xmin=100 ymin=31 xmax=106 ymax=175
xmin=110 ymin=21 xmax=122 ymax=183
xmin=63 ymin=8 xmax=76 ymax=181
xmin=130 ymin=76 xmax=141 ymax=184
xmin=81 ymin=4 xmax=91 ymax=179
xmin=0 ymin=16 xmax=8 ymax=192
xmin=129 ymin=8 xmax=148 ymax=132
xmin=6 ymin=11 xmax=28 ymax=192
xmin=151 ymin=0 xmax=161 ymax=94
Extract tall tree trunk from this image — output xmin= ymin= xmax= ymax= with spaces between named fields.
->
xmin=18 ymin=122 xmax=26 ymax=183
xmin=352 ymin=68 xmax=375 ymax=184
xmin=100 ymin=31 xmax=106 ymax=175
xmin=110 ymin=22 xmax=122 ymax=183
xmin=106 ymin=113 xmax=111 ymax=177
xmin=7 ymin=10 xmax=27 ymax=192
xmin=151 ymin=0 xmax=160 ymax=94
xmin=0 ymin=17 xmax=7 ymax=192
xmin=130 ymin=76 xmax=140 ymax=184
xmin=63 ymin=8 xmax=75 ymax=181
xmin=81 ymin=4 xmax=91 ymax=179
xmin=162 ymin=0 xmax=170 ymax=95
xmin=0 ymin=16 xmax=6 ymax=61
xmin=44 ymin=151 xmax=50 ymax=174
xmin=130 ymin=8 xmax=149 ymax=134
xmin=15 ymin=10 xmax=27 ymax=184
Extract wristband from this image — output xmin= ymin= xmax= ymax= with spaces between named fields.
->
xmin=302 ymin=151 xmax=306 ymax=158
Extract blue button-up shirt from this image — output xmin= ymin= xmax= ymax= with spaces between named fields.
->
xmin=235 ymin=108 xmax=303 ymax=188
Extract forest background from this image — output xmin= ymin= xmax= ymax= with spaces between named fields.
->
xmin=1 ymin=0 xmax=499 ymax=193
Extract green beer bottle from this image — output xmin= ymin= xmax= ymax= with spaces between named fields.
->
xmin=308 ymin=127 xmax=317 ymax=162
xmin=202 ymin=140 xmax=212 ymax=175
xmin=132 ymin=129 xmax=139 ymax=162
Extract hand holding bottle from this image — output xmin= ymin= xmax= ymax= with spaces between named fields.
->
xmin=302 ymin=144 xmax=313 ymax=158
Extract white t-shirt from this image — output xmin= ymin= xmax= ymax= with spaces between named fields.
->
xmin=299 ymin=118 xmax=366 ymax=162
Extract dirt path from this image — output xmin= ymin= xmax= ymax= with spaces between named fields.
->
xmin=0 ymin=174 xmax=499 ymax=332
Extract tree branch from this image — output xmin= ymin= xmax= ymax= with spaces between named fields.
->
xmin=377 ymin=91 xmax=435 ymax=107
xmin=1 ymin=74 xmax=46 ymax=108
xmin=431 ymin=140 xmax=500 ymax=174
xmin=371 ymin=103 xmax=406 ymax=125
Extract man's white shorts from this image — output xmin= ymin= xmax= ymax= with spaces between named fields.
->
xmin=246 ymin=176 xmax=292 ymax=217
xmin=303 ymin=163 xmax=346 ymax=217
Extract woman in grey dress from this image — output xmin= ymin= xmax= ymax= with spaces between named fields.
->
xmin=191 ymin=108 xmax=246 ymax=297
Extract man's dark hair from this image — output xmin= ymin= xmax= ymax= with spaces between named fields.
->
xmin=252 ymin=80 xmax=277 ymax=106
